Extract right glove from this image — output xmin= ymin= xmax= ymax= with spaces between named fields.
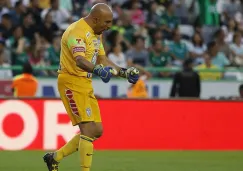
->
xmin=118 ymin=67 xmax=140 ymax=84
xmin=93 ymin=64 xmax=113 ymax=83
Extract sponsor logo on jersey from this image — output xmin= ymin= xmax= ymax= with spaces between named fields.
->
xmin=72 ymin=47 xmax=85 ymax=54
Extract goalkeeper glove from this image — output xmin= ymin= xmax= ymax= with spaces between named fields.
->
xmin=93 ymin=64 xmax=113 ymax=83
xmin=119 ymin=67 xmax=139 ymax=84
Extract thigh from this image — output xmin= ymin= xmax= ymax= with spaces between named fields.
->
xmin=90 ymin=92 xmax=102 ymax=123
xmin=58 ymin=76 xmax=95 ymax=126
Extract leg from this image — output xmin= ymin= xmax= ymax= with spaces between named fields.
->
xmin=53 ymin=121 xmax=103 ymax=162
xmin=43 ymin=75 xmax=83 ymax=171
xmin=78 ymin=90 xmax=103 ymax=171
xmin=53 ymin=132 xmax=80 ymax=161
xmin=78 ymin=122 xmax=103 ymax=171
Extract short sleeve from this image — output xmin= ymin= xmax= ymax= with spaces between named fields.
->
xmin=222 ymin=53 xmax=230 ymax=66
xmin=98 ymin=42 xmax=106 ymax=56
xmin=160 ymin=17 xmax=167 ymax=25
xmin=98 ymin=35 xmax=106 ymax=56
xmin=67 ymin=32 xmax=86 ymax=58
xmin=188 ymin=43 xmax=194 ymax=52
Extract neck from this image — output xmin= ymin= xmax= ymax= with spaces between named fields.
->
xmin=114 ymin=51 xmax=120 ymax=55
xmin=217 ymin=39 xmax=224 ymax=44
xmin=206 ymin=63 xmax=211 ymax=67
xmin=135 ymin=46 xmax=142 ymax=51
xmin=210 ymin=52 xmax=217 ymax=57
xmin=24 ymin=22 xmax=30 ymax=28
xmin=52 ymin=7 xmax=58 ymax=10
xmin=84 ymin=17 xmax=95 ymax=32
xmin=154 ymin=50 xmax=161 ymax=54
xmin=5 ymin=23 xmax=11 ymax=29
xmin=167 ymin=11 xmax=173 ymax=16
xmin=184 ymin=67 xmax=192 ymax=71
xmin=16 ymin=9 xmax=21 ymax=14
xmin=236 ymin=42 xmax=241 ymax=46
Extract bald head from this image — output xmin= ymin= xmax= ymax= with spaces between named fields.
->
xmin=85 ymin=3 xmax=113 ymax=35
xmin=90 ymin=3 xmax=112 ymax=16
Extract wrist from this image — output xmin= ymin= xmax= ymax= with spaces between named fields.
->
xmin=93 ymin=64 xmax=103 ymax=76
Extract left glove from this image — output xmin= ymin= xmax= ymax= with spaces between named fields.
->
xmin=93 ymin=64 xmax=113 ymax=83
xmin=119 ymin=67 xmax=139 ymax=84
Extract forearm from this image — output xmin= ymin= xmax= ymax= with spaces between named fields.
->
xmin=76 ymin=56 xmax=95 ymax=73
xmin=98 ymin=56 xmax=121 ymax=73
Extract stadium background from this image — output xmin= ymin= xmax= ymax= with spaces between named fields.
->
xmin=0 ymin=0 xmax=243 ymax=171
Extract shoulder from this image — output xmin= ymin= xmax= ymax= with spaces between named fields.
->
xmin=108 ymin=53 xmax=115 ymax=58
xmin=229 ymin=43 xmax=237 ymax=49
xmin=31 ymin=76 xmax=38 ymax=83
xmin=65 ymin=20 xmax=86 ymax=35
xmin=13 ymin=74 xmax=24 ymax=81
xmin=2 ymin=63 xmax=10 ymax=67
xmin=217 ymin=52 xmax=227 ymax=58
xmin=196 ymin=64 xmax=205 ymax=69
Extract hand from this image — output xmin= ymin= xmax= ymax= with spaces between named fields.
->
xmin=126 ymin=67 xmax=139 ymax=84
xmin=93 ymin=64 xmax=113 ymax=83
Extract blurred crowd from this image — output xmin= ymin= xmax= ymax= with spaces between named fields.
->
xmin=0 ymin=0 xmax=243 ymax=81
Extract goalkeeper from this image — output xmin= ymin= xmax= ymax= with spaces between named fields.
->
xmin=43 ymin=2 xmax=139 ymax=171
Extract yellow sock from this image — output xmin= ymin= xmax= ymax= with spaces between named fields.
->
xmin=79 ymin=135 xmax=94 ymax=171
xmin=54 ymin=133 xmax=80 ymax=162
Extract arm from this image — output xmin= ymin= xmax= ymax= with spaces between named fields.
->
xmin=76 ymin=56 xmax=95 ymax=73
xmin=16 ymin=38 xmax=26 ymax=54
xmin=97 ymin=55 xmax=140 ymax=83
xmin=96 ymin=55 xmax=121 ymax=75
xmin=67 ymin=34 xmax=112 ymax=83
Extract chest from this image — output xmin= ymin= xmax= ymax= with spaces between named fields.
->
xmin=85 ymin=35 xmax=101 ymax=54
xmin=171 ymin=43 xmax=186 ymax=54
xmin=232 ymin=45 xmax=243 ymax=54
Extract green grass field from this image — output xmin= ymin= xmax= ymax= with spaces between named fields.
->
xmin=1 ymin=151 xmax=243 ymax=171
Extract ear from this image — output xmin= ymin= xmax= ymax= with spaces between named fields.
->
xmin=92 ymin=17 xmax=99 ymax=24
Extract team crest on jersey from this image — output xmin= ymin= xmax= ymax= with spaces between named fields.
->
xmin=93 ymin=40 xmax=100 ymax=49
xmin=86 ymin=32 xmax=90 ymax=38
xmin=86 ymin=108 xmax=91 ymax=117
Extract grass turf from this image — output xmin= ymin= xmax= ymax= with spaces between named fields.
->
xmin=0 ymin=150 xmax=243 ymax=171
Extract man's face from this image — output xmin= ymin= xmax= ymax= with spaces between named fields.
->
xmin=136 ymin=38 xmax=145 ymax=49
xmin=1 ymin=18 xmax=9 ymax=26
xmin=0 ymin=43 xmax=4 ymax=52
xmin=94 ymin=11 xmax=113 ymax=35
xmin=213 ymin=44 xmax=219 ymax=54
xmin=52 ymin=0 xmax=59 ymax=9
xmin=204 ymin=54 xmax=211 ymax=65
xmin=173 ymin=30 xmax=181 ymax=42
xmin=154 ymin=41 xmax=162 ymax=51
xmin=168 ymin=4 xmax=175 ymax=13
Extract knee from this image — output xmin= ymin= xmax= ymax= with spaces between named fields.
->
xmin=94 ymin=125 xmax=103 ymax=138
xmin=78 ymin=122 xmax=103 ymax=139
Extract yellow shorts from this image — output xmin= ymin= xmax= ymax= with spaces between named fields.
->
xmin=57 ymin=73 xmax=101 ymax=126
